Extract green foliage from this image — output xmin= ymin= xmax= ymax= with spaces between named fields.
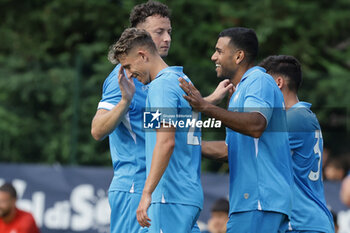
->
xmin=0 ymin=0 xmax=349 ymax=171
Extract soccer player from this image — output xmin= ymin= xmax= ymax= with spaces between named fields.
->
xmin=259 ymin=55 xmax=335 ymax=233
xmin=90 ymin=2 xmax=171 ymax=233
xmin=108 ymin=27 xmax=203 ymax=233
xmin=179 ymin=27 xmax=293 ymax=233
xmin=0 ymin=183 xmax=40 ymax=233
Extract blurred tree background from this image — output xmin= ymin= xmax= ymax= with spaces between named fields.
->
xmin=0 ymin=0 xmax=349 ymax=171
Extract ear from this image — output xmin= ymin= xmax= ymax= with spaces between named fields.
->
xmin=275 ymin=76 xmax=285 ymax=89
xmin=235 ymin=50 xmax=245 ymax=65
xmin=138 ymin=50 xmax=148 ymax=62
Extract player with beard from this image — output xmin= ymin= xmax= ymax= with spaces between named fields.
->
xmin=0 ymin=183 xmax=40 ymax=233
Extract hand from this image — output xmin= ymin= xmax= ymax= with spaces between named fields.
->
xmin=179 ymin=77 xmax=209 ymax=112
xmin=118 ymin=66 xmax=135 ymax=103
xmin=206 ymin=79 xmax=235 ymax=105
xmin=136 ymin=192 xmax=152 ymax=227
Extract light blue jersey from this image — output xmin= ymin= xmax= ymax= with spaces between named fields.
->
xmin=287 ymin=102 xmax=334 ymax=232
xmin=145 ymin=66 xmax=203 ymax=209
xmin=226 ymin=66 xmax=293 ymax=217
xmin=98 ymin=64 xmax=148 ymax=194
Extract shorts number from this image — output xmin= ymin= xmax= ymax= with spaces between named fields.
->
xmin=308 ymin=130 xmax=322 ymax=181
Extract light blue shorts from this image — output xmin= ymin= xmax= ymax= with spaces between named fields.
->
xmin=109 ymin=190 xmax=142 ymax=233
xmin=143 ymin=203 xmax=201 ymax=233
xmin=226 ymin=210 xmax=289 ymax=233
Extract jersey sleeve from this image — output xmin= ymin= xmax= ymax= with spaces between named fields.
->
xmin=148 ymin=76 xmax=179 ymax=122
xmin=98 ymin=66 xmax=122 ymax=110
xmin=243 ymin=76 xmax=274 ymax=125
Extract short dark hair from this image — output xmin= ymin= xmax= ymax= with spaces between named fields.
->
xmin=211 ymin=198 xmax=229 ymax=213
xmin=259 ymin=55 xmax=302 ymax=93
xmin=108 ymin=28 xmax=157 ymax=64
xmin=129 ymin=1 xmax=171 ymax=27
xmin=0 ymin=183 xmax=17 ymax=199
xmin=218 ymin=27 xmax=258 ymax=64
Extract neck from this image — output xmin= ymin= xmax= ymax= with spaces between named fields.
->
xmin=150 ymin=55 xmax=168 ymax=81
xmin=282 ymin=90 xmax=299 ymax=110
xmin=2 ymin=207 xmax=16 ymax=223
xmin=230 ymin=63 xmax=254 ymax=86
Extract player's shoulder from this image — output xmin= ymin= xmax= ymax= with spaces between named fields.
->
xmin=245 ymin=66 xmax=277 ymax=88
xmin=150 ymin=66 xmax=186 ymax=89
xmin=16 ymin=208 xmax=36 ymax=222
xmin=102 ymin=65 xmax=122 ymax=93
xmin=287 ymin=102 xmax=320 ymax=131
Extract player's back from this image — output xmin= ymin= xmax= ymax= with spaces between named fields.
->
xmin=99 ymin=64 xmax=148 ymax=194
xmin=145 ymin=66 xmax=203 ymax=209
xmin=287 ymin=101 xmax=334 ymax=232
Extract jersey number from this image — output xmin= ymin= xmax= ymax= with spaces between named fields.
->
xmin=308 ymin=130 xmax=322 ymax=181
xmin=187 ymin=111 xmax=201 ymax=145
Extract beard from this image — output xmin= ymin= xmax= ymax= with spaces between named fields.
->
xmin=0 ymin=208 xmax=11 ymax=218
xmin=218 ymin=67 xmax=235 ymax=80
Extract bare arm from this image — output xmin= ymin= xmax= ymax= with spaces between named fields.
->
xmin=203 ymin=79 xmax=235 ymax=105
xmin=91 ymin=101 xmax=131 ymax=141
xmin=137 ymin=126 xmax=176 ymax=227
xmin=202 ymin=141 xmax=228 ymax=162
xmin=91 ymin=67 xmax=135 ymax=141
xmin=179 ymin=78 xmax=266 ymax=138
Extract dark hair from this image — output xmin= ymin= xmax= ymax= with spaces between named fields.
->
xmin=108 ymin=28 xmax=157 ymax=64
xmin=129 ymin=1 xmax=171 ymax=27
xmin=211 ymin=198 xmax=229 ymax=213
xmin=0 ymin=183 xmax=17 ymax=199
xmin=218 ymin=27 xmax=258 ymax=64
xmin=259 ymin=55 xmax=302 ymax=93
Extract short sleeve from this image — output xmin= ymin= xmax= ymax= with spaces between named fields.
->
xmin=98 ymin=65 xmax=122 ymax=110
xmin=244 ymin=76 xmax=274 ymax=125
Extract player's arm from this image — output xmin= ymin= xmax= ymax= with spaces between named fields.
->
xmin=202 ymin=141 xmax=228 ymax=162
xmin=179 ymin=78 xmax=266 ymax=138
xmin=91 ymin=67 xmax=135 ymax=141
xmin=137 ymin=125 xmax=176 ymax=227
xmin=203 ymin=79 xmax=235 ymax=105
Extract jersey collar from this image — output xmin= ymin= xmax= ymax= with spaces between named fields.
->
xmin=155 ymin=66 xmax=183 ymax=79
xmin=290 ymin=101 xmax=312 ymax=109
xmin=237 ymin=66 xmax=266 ymax=87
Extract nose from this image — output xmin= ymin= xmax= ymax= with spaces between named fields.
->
xmin=163 ymin=32 xmax=171 ymax=43
xmin=211 ymin=51 xmax=217 ymax=61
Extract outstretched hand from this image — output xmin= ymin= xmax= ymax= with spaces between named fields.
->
xmin=179 ymin=77 xmax=209 ymax=112
xmin=118 ymin=66 xmax=135 ymax=102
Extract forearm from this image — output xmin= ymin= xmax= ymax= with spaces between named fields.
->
xmin=204 ymin=94 xmax=219 ymax=105
xmin=202 ymin=103 xmax=266 ymax=138
xmin=143 ymin=142 xmax=174 ymax=195
xmin=202 ymin=141 xmax=228 ymax=162
xmin=143 ymin=129 xmax=175 ymax=195
xmin=91 ymin=99 xmax=131 ymax=141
